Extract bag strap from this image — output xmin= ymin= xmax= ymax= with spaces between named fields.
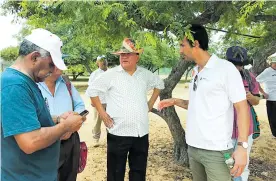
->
xmin=62 ymin=75 xmax=74 ymax=110
xmin=243 ymin=69 xmax=253 ymax=93
xmin=242 ymin=69 xmax=254 ymax=107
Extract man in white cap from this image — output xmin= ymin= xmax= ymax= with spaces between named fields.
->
xmin=256 ymin=52 xmax=276 ymax=138
xmin=86 ymin=55 xmax=108 ymax=147
xmin=1 ymin=28 xmax=84 ymax=181
xmin=87 ymin=38 xmax=164 ymax=181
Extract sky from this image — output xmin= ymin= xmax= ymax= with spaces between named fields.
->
xmin=0 ymin=2 xmax=224 ymax=51
xmin=0 ymin=12 xmax=25 ymax=50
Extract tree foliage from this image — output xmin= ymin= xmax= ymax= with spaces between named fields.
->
xmin=0 ymin=46 xmax=19 ymax=62
xmin=2 ymin=0 xmax=276 ymax=166
xmin=215 ymin=1 xmax=276 ymax=74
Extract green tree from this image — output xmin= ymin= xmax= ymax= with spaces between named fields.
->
xmin=216 ymin=1 xmax=276 ymax=74
xmin=0 ymin=46 xmax=19 ymax=62
xmin=2 ymin=0 xmax=276 ymax=166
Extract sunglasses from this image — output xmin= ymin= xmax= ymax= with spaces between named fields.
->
xmin=193 ymin=74 xmax=198 ymax=91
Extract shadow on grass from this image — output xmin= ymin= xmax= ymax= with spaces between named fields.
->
xmin=249 ymin=158 xmax=276 ymax=181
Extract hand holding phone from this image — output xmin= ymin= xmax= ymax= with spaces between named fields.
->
xmin=79 ymin=110 xmax=89 ymax=117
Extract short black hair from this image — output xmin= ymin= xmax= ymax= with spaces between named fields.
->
xmin=187 ymin=24 xmax=209 ymax=51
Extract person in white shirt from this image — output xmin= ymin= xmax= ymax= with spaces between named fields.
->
xmin=86 ymin=38 xmax=164 ymax=181
xmin=86 ymin=55 xmax=108 ymax=147
xmin=256 ymin=52 xmax=276 ymax=138
xmin=158 ymin=24 xmax=249 ymax=181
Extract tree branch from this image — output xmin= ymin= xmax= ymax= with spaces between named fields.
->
xmin=151 ymin=108 xmax=166 ymax=120
xmin=204 ymin=27 xmax=262 ymax=39
xmin=191 ymin=1 xmax=232 ymax=25
xmin=139 ymin=1 xmax=231 ymax=32
xmin=152 ymin=67 xmax=159 ymax=73
xmin=161 ymin=60 xmax=193 ymax=96
xmin=253 ymin=15 xmax=276 ymax=22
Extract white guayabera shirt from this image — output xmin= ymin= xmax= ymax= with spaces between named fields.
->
xmin=86 ymin=65 xmax=164 ymax=137
xmin=86 ymin=68 xmax=106 ymax=104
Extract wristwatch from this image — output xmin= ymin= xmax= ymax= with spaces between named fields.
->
xmin=237 ymin=142 xmax=249 ymax=149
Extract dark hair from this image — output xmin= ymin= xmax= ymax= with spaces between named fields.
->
xmin=187 ymin=24 xmax=209 ymax=51
xmin=19 ymin=39 xmax=50 ymax=57
xmin=229 ymin=60 xmax=244 ymax=67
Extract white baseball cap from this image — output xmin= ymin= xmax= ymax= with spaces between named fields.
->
xmin=96 ymin=55 xmax=106 ymax=61
xmin=24 ymin=28 xmax=67 ymax=70
xmin=267 ymin=52 xmax=276 ymax=64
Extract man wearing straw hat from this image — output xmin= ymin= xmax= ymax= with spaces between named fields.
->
xmin=87 ymin=38 xmax=164 ymax=181
xmin=256 ymin=52 xmax=276 ymax=138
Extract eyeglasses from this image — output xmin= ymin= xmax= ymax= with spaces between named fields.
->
xmin=193 ymin=74 xmax=198 ymax=91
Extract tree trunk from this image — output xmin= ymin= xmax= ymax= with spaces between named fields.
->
xmin=184 ymin=66 xmax=194 ymax=82
xmin=252 ymin=59 xmax=269 ymax=76
xmin=83 ymin=61 xmax=92 ymax=74
xmin=72 ymin=72 xmax=77 ymax=81
xmin=152 ymin=59 xmax=193 ymax=166
xmin=252 ymin=40 xmax=276 ymax=75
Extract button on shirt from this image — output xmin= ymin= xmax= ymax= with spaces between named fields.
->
xmin=86 ymin=65 xmax=164 ymax=137
xmin=186 ymin=55 xmax=246 ymax=151
xmin=37 ymin=76 xmax=85 ymax=116
xmin=256 ymin=67 xmax=276 ymax=101
xmin=87 ymin=68 xmax=106 ymax=104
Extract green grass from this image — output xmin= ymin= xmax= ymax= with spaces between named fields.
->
xmin=67 ymin=75 xmax=90 ymax=82
xmin=75 ymin=85 xmax=88 ymax=93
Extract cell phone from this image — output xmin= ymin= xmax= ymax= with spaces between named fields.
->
xmin=79 ymin=110 xmax=89 ymax=117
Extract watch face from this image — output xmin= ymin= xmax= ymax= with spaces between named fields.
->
xmin=242 ymin=142 xmax=249 ymax=148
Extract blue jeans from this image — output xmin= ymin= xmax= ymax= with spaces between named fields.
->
xmin=232 ymin=134 xmax=254 ymax=181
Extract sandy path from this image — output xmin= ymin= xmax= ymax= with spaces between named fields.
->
xmin=76 ymin=82 xmax=276 ymax=181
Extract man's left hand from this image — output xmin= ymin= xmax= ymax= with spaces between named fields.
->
xmin=230 ymin=146 xmax=247 ymax=177
xmin=246 ymin=92 xmax=254 ymax=101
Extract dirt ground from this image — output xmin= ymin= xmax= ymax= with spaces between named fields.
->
xmin=76 ymin=81 xmax=276 ymax=181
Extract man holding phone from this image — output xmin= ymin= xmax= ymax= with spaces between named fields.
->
xmin=37 ymin=62 xmax=86 ymax=181
xmin=1 ymin=28 xmax=84 ymax=181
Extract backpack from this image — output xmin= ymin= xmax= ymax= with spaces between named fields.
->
xmin=62 ymin=75 xmax=88 ymax=173
xmin=242 ymin=70 xmax=261 ymax=139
